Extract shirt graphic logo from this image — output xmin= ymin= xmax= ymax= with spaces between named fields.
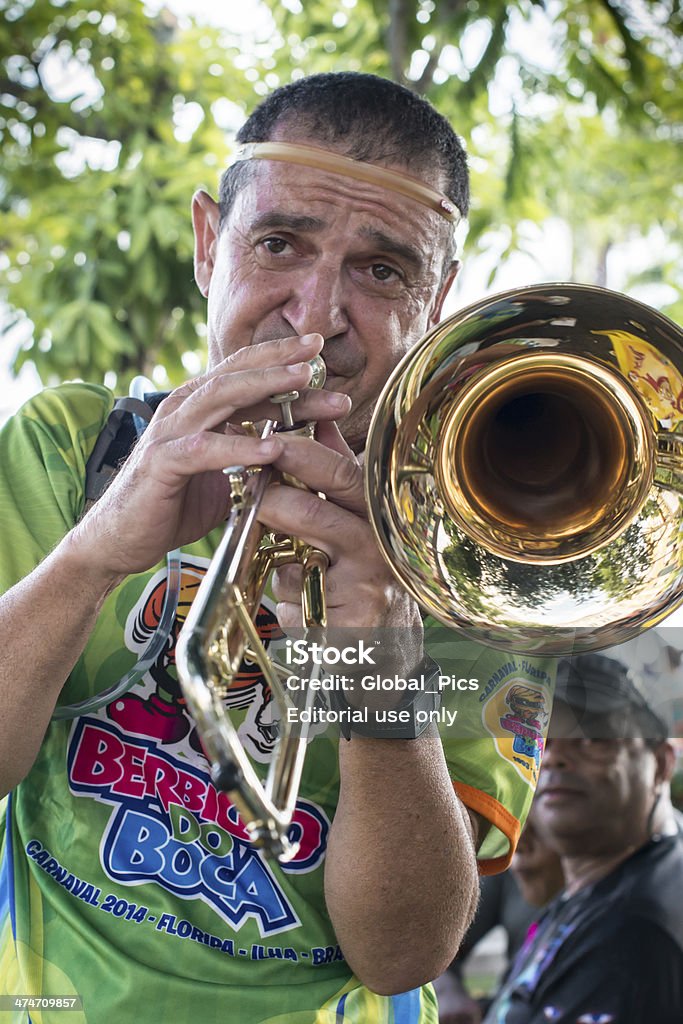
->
xmin=482 ymin=672 xmax=551 ymax=787
xmin=108 ymin=558 xmax=284 ymax=763
xmin=67 ymin=717 xmax=329 ymax=937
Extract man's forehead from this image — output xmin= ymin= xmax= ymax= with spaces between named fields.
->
xmin=241 ymin=156 xmax=428 ymax=216
xmin=549 ymin=703 xmax=631 ymax=739
xmin=232 ymin=139 xmax=459 ymax=223
xmin=231 ymin=145 xmax=449 ymax=237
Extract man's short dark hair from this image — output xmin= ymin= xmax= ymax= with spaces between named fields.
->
xmin=218 ymin=72 xmax=469 ymax=261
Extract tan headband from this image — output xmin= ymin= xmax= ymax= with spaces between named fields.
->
xmin=233 ymin=141 xmax=460 ymax=224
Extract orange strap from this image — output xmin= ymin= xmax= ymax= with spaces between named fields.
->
xmin=233 ymin=142 xmax=461 ymax=224
xmin=453 ymin=780 xmax=522 ymax=876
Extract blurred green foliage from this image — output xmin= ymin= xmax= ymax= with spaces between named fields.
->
xmin=1 ymin=1 xmax=249 ymax=388
xmin=1 ymin=0 xmax=681 ymax=390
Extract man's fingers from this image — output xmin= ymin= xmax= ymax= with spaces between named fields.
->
xmin=272 ymin=437 xmax=365 ymax=515
xmin=271 ymin=563 xmax=304 ymax=604
xmin=153 ymin=334 xmax=319 ymax=416
xmin=315 ymin=420 xmax=357 ymax=461
xmin=163 ymin=362 xmax=317 ymax=434
xmin=274 ymin=601 xmax=307 ymax=631
xmin=249 ymin=388 xmax=351 ymax=429
xmin=171 ymin=385 xmax=350 ymax=436
xmin=186 ymin=333 xmax=324 ymax=395
xmin=145 ymin=336 xmax=349 ymax=437
xmin=132 ymin=430 xmax=284 ymax=485
xmin=257 ymin=483 xmax=368 ymax=565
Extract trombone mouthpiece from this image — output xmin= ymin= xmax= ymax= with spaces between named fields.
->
xmin=307 ymin=355 xmax=327 ymax=390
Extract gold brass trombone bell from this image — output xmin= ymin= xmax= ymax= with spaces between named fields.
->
xmin=365 ymin=282 xmax=683 ymax=654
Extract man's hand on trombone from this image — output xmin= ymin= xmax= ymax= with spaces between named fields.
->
xmin=68 ymin=334 xmax=349 ymax=586
xmin=260 ymin=420 xmax=421 ymax=631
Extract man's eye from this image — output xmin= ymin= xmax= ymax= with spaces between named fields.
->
xmin=262 ymin=237 xmax=289 ymax=254
xmin=371 ymin=263 xmax=397 ymax=281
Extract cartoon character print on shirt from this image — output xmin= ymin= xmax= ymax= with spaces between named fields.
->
xmin=67 ymin=556 xmax=329 ymax=937
xmin=500 ymin=684 xmax=548 ymax=767
xmin=108 ymin=557 xmax=284 ymax=762
xmin=482 ymin=665 xmax=551 ymax=788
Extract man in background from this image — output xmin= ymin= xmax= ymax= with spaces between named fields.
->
xmin=484 ymin=654 xmax=683 ymax=1024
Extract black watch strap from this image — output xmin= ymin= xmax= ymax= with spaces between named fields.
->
xmin=329 ymin=655 xmax=441 ymax=740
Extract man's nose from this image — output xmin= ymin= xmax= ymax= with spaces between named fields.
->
xmin=542 ymin=737 xmax=580 ymax=767
xmin=281 ymin=262 xmax=349 ymax=340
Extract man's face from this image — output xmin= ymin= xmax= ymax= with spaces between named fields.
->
xmin=510 ymin=809 xmax=564 ymax=907
xmin=535 ymin=731 xmax=660 ymax=857
xmin=193 ymin=139 xmax=456 ymax=451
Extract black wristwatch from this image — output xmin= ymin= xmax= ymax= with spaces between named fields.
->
xmin=328 ymin=654 xmax=442 ymax=740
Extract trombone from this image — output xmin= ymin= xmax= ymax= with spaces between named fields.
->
xmin=176 ymin=357 xmax=328 ymax=862
xmin=177 ymin=282 xmax=683 ymax=860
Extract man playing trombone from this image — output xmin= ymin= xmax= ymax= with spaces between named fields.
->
xmin=0 ymin=73 xmax=553 ymax=1022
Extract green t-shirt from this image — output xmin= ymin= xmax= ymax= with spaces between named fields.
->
xmin=0 ymin=385 xmax=555 ymax=1024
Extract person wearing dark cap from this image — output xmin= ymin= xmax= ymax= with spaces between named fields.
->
xmin=484 ymin=653 xmax=683 ymax=1024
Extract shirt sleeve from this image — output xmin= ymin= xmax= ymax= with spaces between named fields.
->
xmin=424 ymin=621 xmax=556 ymax=873
xmin=0 ymin=383 xmax=114 ymax=594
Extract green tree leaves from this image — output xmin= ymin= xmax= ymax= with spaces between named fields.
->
xmin=1 ymin=1 xmax=245 ymax=389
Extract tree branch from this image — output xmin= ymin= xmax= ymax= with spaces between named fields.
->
xmin=387 ymin=0 xmax=409 ymax=85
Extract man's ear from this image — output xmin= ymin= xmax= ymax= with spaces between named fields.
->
xmin=192 ymin=190 xmax=220 ymax=298
xmin=429 ymin=260 xmax=460 ymax=326
xmin=654 ymin=740 xmax=677 ymax=785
